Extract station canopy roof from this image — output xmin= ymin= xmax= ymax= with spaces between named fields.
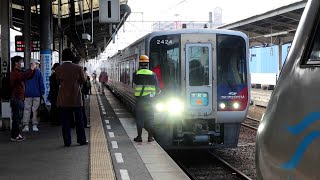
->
xmin=11 ymin=0 xmax=131 ymax=59
xmin=217 ymin=0 xmax=307 ymax=47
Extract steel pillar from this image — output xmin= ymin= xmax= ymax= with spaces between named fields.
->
xmin=58 ymin=0 xmax=63 ymax=63
xmin=278 ymin=38 xmax=283 ymax=75
xmin=63 ymin=35 xmax=68 ymax=49
xmin=40 ymin=0 xmax=52 ymax=104
xmin=1 ymin=0 xmax=12 ymax=129
xmin=24 ymin=0 xmax=31 ymax=68
xmin=1 ymin=0 xmax=10 ymax=75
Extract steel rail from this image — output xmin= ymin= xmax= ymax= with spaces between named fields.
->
xmin=241 ymin=116 xmax=260 ymax=130
xmin=209 ymin=151 xmax=253 ymax=180
xmin=241 ymin=123 xmax=258 ymax=130
xmin=174 ymin=159 xmax=198 ymax=180
xmin=246 ymin=116 xmax=260 ymax=122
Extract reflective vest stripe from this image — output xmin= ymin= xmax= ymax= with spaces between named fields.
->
xmin=134 ymin=85 xmax=156 ymax=96
xmin=134 ymin=69 xmax=156 ymax=97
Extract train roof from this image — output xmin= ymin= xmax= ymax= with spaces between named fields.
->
xmin=129 ymin=28 xmax=248 ymax=47
xmin=109 ymin=28 xmax=248 ymax=59
xmin=146 ymin=28 xmax=248 ymax=40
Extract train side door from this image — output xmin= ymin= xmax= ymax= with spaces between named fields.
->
xmin=185 ymin=43 xmax=215 ymax=118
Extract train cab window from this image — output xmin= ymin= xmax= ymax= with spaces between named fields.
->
xmin=187 ymin=46 xmax=209 ymax=86
xmin=306 ymin=19 xmax=320 ymax=65
xmin=217 ymin=35 xmax=247 ymax=87
xmin=149 ymin=35 xmax=180 ymax=92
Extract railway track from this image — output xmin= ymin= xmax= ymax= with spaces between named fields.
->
xmin=209 ymin=151 xmax=252 ymax=180
xmin=170 ymin=150 xmax=252 ymax=180
xmin=241 ymin=116 xmax=260 ymax=130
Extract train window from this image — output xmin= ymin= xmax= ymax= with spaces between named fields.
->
xmin=217 ymin=35 xmax=247 ymax=87
xmin=130 ymin=60 xmax=135 ymax=87
xmin=121 ymin=62 xmax=125 ymax=83
xmin=150 ymin=35 xmax=180 ymax=92
xmin=306 ymin=19 xmax=320 ymax=65
xmin=126 ymin=62 xmax=130 ymax=85
xmin=118 ymin=64 xmax=120 ymax=82
xmin=187 ymin=46 xmax=209 ymax=86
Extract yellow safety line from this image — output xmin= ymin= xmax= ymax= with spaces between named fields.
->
xmin=90 ymin=85 xmax=116 ymax=180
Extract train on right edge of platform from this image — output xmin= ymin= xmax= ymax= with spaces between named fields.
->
xmin=101 ymin=29 xmax=250 ymax=149
xmin=256 ymin=0 xmax=320 ymax=179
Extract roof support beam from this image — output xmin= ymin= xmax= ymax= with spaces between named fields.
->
xmin=264 ymin=19 xmax=297 ymax=29
xmin=278 ymin=38 xmax=283 ymax=73
xmin=218 ymin=1 xmax=306 ymax=30
xmin=244 ymin=24 xmax=273 ymax=34
xmin=279 ymin=12 xmax=302 ymax=22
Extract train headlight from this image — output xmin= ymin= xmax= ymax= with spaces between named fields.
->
xmin=167 ymin=98 xmax=184 ymax=115
xmin=233 ymin=102 xmax=240 ymax=109
xmin=155 ymin=102 xmax=165 ymax=112
xmin=219 ymin=103 xmax=226 ymax=109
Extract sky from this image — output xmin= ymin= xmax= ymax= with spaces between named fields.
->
xmin=127 ymin=0 xmax=302 ymax=23
xmin=102 ymin=0 xmax=302 ymax=55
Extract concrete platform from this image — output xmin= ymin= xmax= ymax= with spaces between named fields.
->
xmin=0 ymin=118 xmax=90 ymax=180
xmin=99 ymin=89 xmax=190 ymax=180
xmin=0 ymin=86 xmax=276 ymax=180
xmin=0 ymin=85 xmax=190 ymax=180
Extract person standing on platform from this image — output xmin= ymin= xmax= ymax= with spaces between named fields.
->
xmin=92 ymin=71 xmax=97 ymax=84
xmin=83 ymin=67 xmax=88 ymax=78
xmin=98 ymin=70 xmax=108 ymax=94
xmin=133 ymin=55 xmax=160 ymax=142
xmin=10 ymin=56 xmax=36 ymax=141
xmin=73 ymin=57 xmax=90 ymax=128
xmin=55 ymin=49 xmax=87 ymax=147
xmin=22 ymin=59 xmax=45 ymax=132
xmin=48 ymin=63 xmax=60 ymax=125
xmin=83 ymin=67 xmax=89 ymax=98
xmin=86 ymin=76 xmax=92 ymax=95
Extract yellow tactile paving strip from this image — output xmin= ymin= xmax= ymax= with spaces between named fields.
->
xmin=90 ymin=86 xmax=116 ymax=180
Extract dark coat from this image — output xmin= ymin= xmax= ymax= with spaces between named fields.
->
xmin=10 ymin=68 xmax=35 ymax=100
xmin=55 ymin=62 xmax=85 ymax=107
xmin=48 ymin=72 xmax=59 ymax=103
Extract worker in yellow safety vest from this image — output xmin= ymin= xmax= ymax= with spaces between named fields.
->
xmin=133 ymin=55 xmax=160 ymax=142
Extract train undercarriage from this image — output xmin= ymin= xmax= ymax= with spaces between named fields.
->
xmin=154 ymin=116 xmax=241 ymax=149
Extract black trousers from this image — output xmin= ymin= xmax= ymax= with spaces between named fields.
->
xmin=50 ymin=99 xmax=60 ymax=125
xmin=59 ymin=107 xmax=86 ymax=145
xmin=10 ymin=98 xmax=24 ymax=138
xmin=82 ymin=95 xmax=88 ymax=126
xmin=135 ymin=97 xmax=154 ymax=130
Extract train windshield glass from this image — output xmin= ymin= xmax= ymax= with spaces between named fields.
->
xmin=217 ymin=35 xmax=247 ymax=87
xmin=149 ymin=35 xmax=180 ymax=92
xmin=187 ymin=46 xmax=210 ymax=86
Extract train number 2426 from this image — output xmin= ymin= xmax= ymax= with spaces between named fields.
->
xmin=156 ymin=39 xmax=173 ymax=45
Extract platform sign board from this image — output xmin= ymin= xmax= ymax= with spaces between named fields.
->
xmin=40 ymin=50 xmax=51 ymax=105
xmin=15 ymin=35 xmax=40 ymax=52
xmin=99 ymin=0 xmax=120 ymax=23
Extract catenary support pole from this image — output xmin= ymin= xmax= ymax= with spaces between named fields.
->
xmin=24 ymin=0 xmax=31 ymax=68
xmin=40 ymin=0 xmax=52 ymax=104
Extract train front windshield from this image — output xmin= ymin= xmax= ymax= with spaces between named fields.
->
xmin=149 ymin=35 xmax=180 ymax=94
xmin=217 ymin=35 xmax=248 ymax=111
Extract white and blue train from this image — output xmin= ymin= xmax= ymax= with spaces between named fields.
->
xmin=101 ymin=29 xmax=250 ymax=149
xmin=256 ymin=0 xmax=320 ymax=179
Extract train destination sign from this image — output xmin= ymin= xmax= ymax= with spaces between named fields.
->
xmin=15 ymin=35 xmax=40 ymax=52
